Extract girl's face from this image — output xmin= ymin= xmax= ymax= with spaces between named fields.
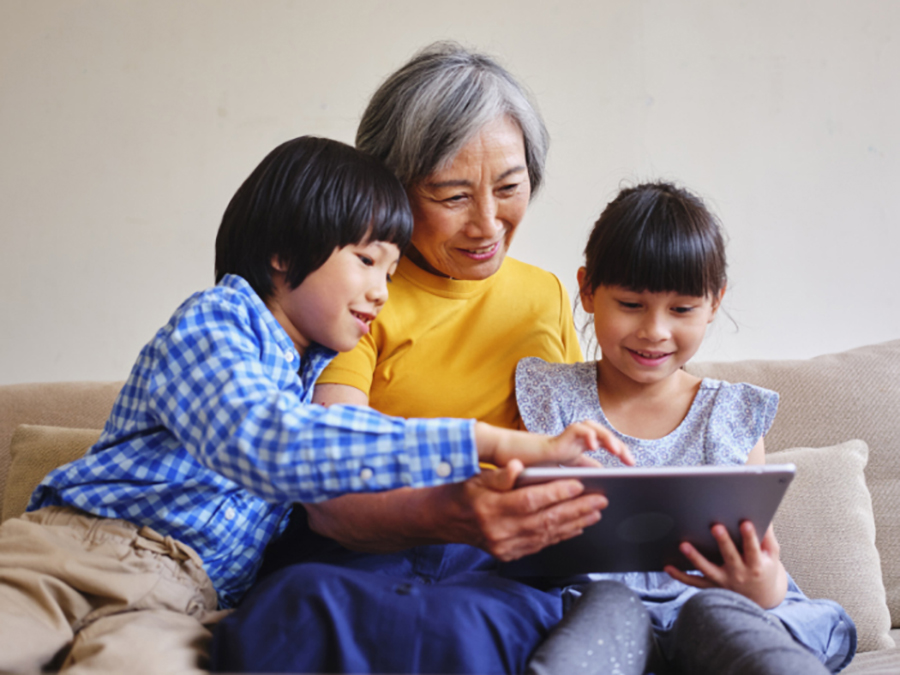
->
xmin=577 ymin=270 xmax=724 ymax=388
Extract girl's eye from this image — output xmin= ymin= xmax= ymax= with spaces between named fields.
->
xmin=358 ymin=255 xmax=374 ymax=266
xmin=386 ymin=273 xmax=393 ymax=284
xmin=618 ymin=301 xmax=642 ymax=309
xmin=673 ymin=306 xmax=695 ymax=314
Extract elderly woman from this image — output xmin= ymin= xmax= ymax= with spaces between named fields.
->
xmin=212 ymin=43 xmax=645 ymax=674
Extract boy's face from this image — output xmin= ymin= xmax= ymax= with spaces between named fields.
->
xmin=267 ymin=241 xmax=401 ymax=355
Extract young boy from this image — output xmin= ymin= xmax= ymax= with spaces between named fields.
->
xmin=0 ymin=136 xmax=623 ymax=673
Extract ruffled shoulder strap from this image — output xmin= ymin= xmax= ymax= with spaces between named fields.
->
xmin=701 ymin=379 xmax=779 ymax=464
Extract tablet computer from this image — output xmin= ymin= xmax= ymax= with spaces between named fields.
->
xmin=500 ymin=464 xmax=795 ymax=577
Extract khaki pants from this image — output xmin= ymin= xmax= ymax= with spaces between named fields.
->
xmin=0 ymin=506 xmax=221 ymax=674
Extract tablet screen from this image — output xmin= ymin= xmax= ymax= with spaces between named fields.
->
xmin=501 ymin=464 xmax=795 ymax=576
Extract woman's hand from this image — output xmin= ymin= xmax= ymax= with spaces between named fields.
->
xmin=304 ymin=459 xmax=611 ymax=560
xmin=475 ymin=420 xmax=635 ymax=468
xmin=305 ymin=419 xmax=634 ymax=560
xmin=664 ymin=522 xmax=788 ymax=609
xmin=439 ymin=459 xmax=609 ymax=560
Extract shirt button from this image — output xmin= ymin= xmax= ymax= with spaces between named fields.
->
xmin=224 ymin=507 xmax=236 ymax=521
xmin=435 ymin=462 xmax=451 ymax=478
xmin=284 ymin=351 xmax=295 ymax=363
xmin=360 ymin=468 xmax=374 ymax=481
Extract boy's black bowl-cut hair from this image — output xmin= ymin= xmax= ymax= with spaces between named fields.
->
xmin=215 ymin=136 xmax=413 ymax=300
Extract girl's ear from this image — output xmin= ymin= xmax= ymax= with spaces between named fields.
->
xmin=708 ymin=285 xmax=727 ymax=322
xmin=576 ymin=267 xmax=596 ymax=313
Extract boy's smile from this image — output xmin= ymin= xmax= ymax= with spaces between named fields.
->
xmin=266 ymin=241 xmax=401 ymax=355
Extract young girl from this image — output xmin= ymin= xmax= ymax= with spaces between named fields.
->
xmin=518 ymin=182 xmax=857 ymax=675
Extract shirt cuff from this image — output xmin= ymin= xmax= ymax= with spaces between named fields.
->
xmin=399 ymin=417 xmax=480 ymax=488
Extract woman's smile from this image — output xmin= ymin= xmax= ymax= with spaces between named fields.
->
xmin=458 ymin=240 xmax=502 ymax=260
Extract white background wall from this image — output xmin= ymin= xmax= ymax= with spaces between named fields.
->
xmin=1 ymin=0 xmax=898 ymax=385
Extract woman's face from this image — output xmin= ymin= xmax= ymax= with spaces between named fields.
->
xmin=406 ymin=116 xmax=531 ymax=280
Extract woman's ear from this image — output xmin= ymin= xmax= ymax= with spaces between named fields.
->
xmin=576 ymin=267 xmax=595 ymax=313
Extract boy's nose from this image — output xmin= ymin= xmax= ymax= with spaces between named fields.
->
xmin=368 ymin=277 xmax=389 ymax=305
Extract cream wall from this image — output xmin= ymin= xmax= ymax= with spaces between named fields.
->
xmin=1 ymin=0 xmax=898 ymax=385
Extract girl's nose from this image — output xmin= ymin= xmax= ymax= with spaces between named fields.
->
xmin=638 ymin=313 xmax=671 ymax=341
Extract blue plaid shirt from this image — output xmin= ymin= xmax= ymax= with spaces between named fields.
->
xmin=30 ymin=274 xmax=479 ymax=607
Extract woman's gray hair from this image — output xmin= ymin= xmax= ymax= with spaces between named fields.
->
xmin=356 ymin=41 xmax=550 ymax=197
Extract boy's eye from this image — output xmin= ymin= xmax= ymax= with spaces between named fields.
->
xmin=618 ymin=301 xmax=642 ymax=309
xmin=386 ymin=273 xmax=393 ymax=284
xmin=673 ymin=306 xmax=696 ymax=314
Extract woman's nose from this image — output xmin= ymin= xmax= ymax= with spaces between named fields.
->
xmin=466 ymin=197 xmax=503 ymax=239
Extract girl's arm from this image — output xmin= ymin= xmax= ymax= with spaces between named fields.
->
xmin=663 ymin=437 xmax=789 ymax=609
xmin=745 ymin=436 xmax=766 ymax=465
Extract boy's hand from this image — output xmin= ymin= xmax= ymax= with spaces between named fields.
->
xmin=475 ymin=420 xmax=634 ymax=469
xmin=663 ymin=522 xmax=788 ymax=609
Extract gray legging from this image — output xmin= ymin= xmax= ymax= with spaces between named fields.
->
xmin=527 ymin=582 xmax=831 ymax=675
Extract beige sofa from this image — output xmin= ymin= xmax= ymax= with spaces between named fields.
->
xmin=1 ymin=339 xmax=899 ymax=673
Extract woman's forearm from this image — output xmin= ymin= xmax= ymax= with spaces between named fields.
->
xmin=304 ymin=484 xmax=461 ymax=551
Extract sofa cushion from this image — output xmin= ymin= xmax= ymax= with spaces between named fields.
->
xmin=0 ymin=381 xmax=121 ymax=513
xmin=1 ymin=425 xmax=101 ymax=523
xmin=687 ymin=339 xmax=900 ymax=628
xmin=768 ymin=440 xmax=892 ymax=652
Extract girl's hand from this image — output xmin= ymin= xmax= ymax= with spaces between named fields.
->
xmin=663 ymin=522 xmax=788 ymax=609
xmin=476 ymin=420 xmax=635 ymax=469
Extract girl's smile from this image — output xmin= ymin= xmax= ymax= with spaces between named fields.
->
xmin=627 ymin=348 xmax=674 ymax=367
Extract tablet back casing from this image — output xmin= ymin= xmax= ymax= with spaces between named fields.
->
xmin=501 ymin=464 xmax=795 ymax=577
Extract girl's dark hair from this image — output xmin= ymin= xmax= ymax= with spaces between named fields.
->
xmin=215 ymin=136 xmax=413 ymax=299
xmin=582 ymin=182 xmax=727 ymax=299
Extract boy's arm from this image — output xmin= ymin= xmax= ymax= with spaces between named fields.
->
xmin=148 ymin=297 xmax=480 ymax=503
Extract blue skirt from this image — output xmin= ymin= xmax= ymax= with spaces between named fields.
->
xmin=210 ymin=508 xmax=564 ymax=674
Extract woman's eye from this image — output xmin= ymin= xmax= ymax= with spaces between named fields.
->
xmin=498 ymin=183 xmax=519 ymax=194
xmin=442 ymin=193 xmax=467 ymax=203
